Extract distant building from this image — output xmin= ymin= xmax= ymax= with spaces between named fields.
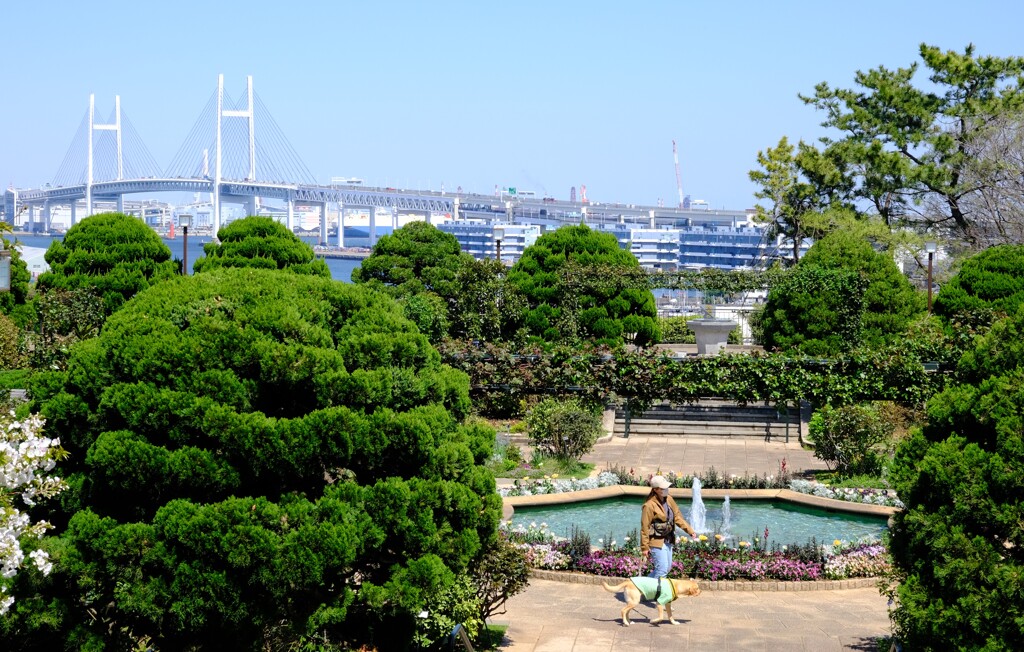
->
xmin=438 ymin=222 xmax=540 ymax=265
xmin=437 ymin=219 xmax=807 ymax=271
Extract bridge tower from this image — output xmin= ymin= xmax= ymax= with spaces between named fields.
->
xmin=214 ymin=74 xmax=256 ymax=235
xmin=85 ymin=94 xmax=123 ymax=220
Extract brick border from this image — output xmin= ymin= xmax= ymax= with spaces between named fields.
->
xmin=529 ymin=569 xmax=880 ymax=591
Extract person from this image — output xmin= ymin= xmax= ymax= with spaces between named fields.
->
xmin=641 ymin=475 xmax=696 ymax=579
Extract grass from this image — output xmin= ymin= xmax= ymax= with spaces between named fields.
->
xmin=486 ymin=432 xmax=595 ymax=480
xmin=476 ymin=624 xmax=508 ymax=650
xmin=486 ymin=454 xmax=594 ymax=480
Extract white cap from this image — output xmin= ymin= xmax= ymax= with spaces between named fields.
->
xmin=650 ymin=475 xmax=671 ymax=490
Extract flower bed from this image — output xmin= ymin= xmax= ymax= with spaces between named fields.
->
xmin=504 ymin=522 xmax=889 ymax=582
xmin=788 ymin=479 xmax=904 ymax=508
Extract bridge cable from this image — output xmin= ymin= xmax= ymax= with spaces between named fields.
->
xmin=52 ymin=110 xmax=90 ymax=187
xmin=165 ymin=90 xmax=217 ymax=179
xmin=254 ymin=93 xmax=317 ymax=184
xmin=120 ymin=111 xmax=163 ymax=180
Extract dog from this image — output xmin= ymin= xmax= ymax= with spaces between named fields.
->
xmin=601 ymin=577 xmax=701 ymax=626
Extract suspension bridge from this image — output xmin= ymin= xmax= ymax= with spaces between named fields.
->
xmin=3 ymin=75 xmax=753 ymax=247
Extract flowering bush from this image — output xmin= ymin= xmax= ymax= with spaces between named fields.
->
xmin=604 ymin=463 xmax=792 ymax=490
xmin=499 ymin=471 xmax=621 ymax=497
xmin=824 ymin=542 xmax=890 ymax=579
xmin=502 ymin=520 xmax=559 ymax=545
xmin=0 ymin=410 xmax=67 ymax=615
xmin=789 ymin=479 xmax=904 ymax=508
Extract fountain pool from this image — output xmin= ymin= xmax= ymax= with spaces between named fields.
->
xmin=510 ymin=496 xmax=887 ymax=547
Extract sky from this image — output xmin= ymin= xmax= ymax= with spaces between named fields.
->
xmin=3 ymin=1 xmax=1023 ymax=211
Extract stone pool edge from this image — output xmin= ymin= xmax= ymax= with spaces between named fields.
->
xmin=501 ymin=485 xmax=899 ymax=521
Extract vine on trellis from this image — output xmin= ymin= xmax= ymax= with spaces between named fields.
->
xmin=438 ymin=340 xmax=950 ymax=418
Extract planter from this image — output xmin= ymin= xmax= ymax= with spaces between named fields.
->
xmin=686 ymin=319 xmax=737 ymax=355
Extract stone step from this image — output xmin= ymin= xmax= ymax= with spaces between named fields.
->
xmin=612 ymin=400 xmax=800 ymax=439
xmin=614 ymin=422 xmax=795 ymax=439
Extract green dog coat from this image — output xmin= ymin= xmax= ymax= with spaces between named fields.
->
xmin=630 ymin=577 xmax=676 ymax=606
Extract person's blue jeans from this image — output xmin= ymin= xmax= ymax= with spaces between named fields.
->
xmin=649 ymin=543 xmax=673 ymax=578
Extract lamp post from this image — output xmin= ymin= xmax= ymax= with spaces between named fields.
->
xmin=0 ymin=238 xmax=11 ymax=292
xmin=180 ymin=214 xmax=192 ymax=275
xmin=493 ymin=225 xmax=504 ymax=264
xmin=925 ymin=241 xmax=937 ymax=313
xmin=622 ymin=330 xmax=638 ymax=439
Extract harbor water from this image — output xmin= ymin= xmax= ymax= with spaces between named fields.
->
xmin=10 ymin=234 xmax=362 ymax=282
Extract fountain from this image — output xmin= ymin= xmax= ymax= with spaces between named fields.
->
xmin=689 ymin=477 xmax=708 ymax=533
xmin=513 ymin=496 xmax=889 ymax=546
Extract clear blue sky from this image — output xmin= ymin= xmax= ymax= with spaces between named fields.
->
xmin=3 ymin=1 xmax=1022 ymax=210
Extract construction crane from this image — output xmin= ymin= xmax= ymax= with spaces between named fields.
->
xmin=672 ymin=140 xmax=684 ymax=209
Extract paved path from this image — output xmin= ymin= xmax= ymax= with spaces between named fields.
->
xmin=579 ymin=434 xmax=826 ymax=480
xmin=493 ymin=436 xmax=890 ymax=651
xmin=494 ymin=578 xmax=891 ymax=651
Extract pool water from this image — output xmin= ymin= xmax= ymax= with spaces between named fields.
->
xmin=512 ymin=497 xmax=887 ymax=547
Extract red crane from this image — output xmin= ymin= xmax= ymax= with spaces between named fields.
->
xmin=672 ymin=140 xmax=684 ymax=209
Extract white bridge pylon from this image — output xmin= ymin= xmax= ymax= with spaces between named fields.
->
xmin=86 ymin=94 xmax=122 ymax=219
xmin=214 ymin=74 xmax=255 ymax=235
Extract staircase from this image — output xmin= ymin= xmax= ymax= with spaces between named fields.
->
xmin=614 ymin=399 xmax=801 ymax=441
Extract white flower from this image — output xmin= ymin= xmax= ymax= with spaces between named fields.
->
xmin=29 ymin=549 xmax=52 ymax=575
xmin=0 ymin=411 xmax=67 ymax=613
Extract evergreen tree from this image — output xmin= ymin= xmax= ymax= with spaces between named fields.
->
xmin=802 ymin=43 xmax=1024 ymax=244
xmin=7 ymin=269 xmax=499 ymax=650
xmin=759 ymin=230 xmax=924 ymax=354
xmin=193 ymin=215 xmax=330 ymax=277
xmin=36 ymin=212 xmax=177 ymax=314
xmin=505 ymin=224 xmax=659 ymax=346
xmin=887 ymin=305 xmax=1024 ymax=649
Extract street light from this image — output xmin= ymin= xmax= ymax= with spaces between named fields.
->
xmin=180 ymin=214 xmax=192 ymax=275
xmin=925 ymin=241 xmax=937 ymax=313
xmin=0 ymin=238 xmax=11 ymax=292
xmin=493 ymin=225 xmax=505 ymax=263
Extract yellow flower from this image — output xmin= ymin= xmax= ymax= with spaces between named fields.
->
xmin=699 ymin=534 xmax=708 ymax=542
xmin=833 ymin=539 xmax=842 ymax=547
xmin=739 ymin=541 xmax=749 ymax=548
xmin=551 ymin=474 xmax=559 ymax=479
xmin=544 ymin=475 xmax=550 ymax=480
xmin=714 ymin=534 xmax=724 ymax=541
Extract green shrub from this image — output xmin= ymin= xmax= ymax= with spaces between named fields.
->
xmin=659 ymin=316 xmax=696 ymax=343
xmin=525 ymin=397 xmax=603 ymax=462
xmin=0 ymin=312 xmax=26 ymax=370
xmin=934 ymin=244 xmax=1024 ymax=324
xmin=473 ymin=537 xmax=530 ymax=625
xmin=413 ymin=576 xmax=483 ymax=651
xmin=809 ymin=403 xmax=893 ymax=476
xmin=505 ymin=224 xmax=660 ymax=346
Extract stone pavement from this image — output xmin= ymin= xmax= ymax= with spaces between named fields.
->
xmin=493 ymin=435 xmax=891 ymax=651
xmin=494 ymin=578 xmax=891 ymax=651
xmin=579 ymin=434 xmax=826 ymax=480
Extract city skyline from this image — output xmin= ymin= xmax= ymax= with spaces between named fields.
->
xmin=3 ymin=1 xmax=1022 ymax=211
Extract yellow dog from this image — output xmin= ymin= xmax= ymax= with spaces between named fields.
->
xmin=602 ymin=577 xmax=701 ymax=626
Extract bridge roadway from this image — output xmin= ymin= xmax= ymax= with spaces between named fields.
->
xmin=5 ymin=177 xmax=752 ymax=236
